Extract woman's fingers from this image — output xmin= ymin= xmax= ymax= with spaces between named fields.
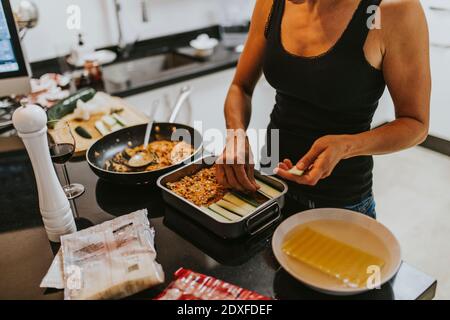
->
xmin=224 ymin=165 xmax=244 ymax=191
xmin=283 ymin=159 xmax=294 ymax=169
xmin=276 ymin=155 xmax=329 ymax=186
xmin=246 ymin=164 xmax=260 ymax=190
xmin=217 ymin=163 xmax=258 ymax=191
xmin=297 ymin=143 xmax=326 ymax=171
xmin=297 ymin=167 xmax=324 ymax=186
xmin=274 ymin=159 xmax=293 ymax=173
xmin=235 ymin=164 xmax=258 ymax=192
xmin=275 ymin=168 xmax=302 ymax=183
xmin=215 ymin=164 xmax=230 ymax=188
xmin=276 ymin=167 xmax=324 ymax=186
xmin=223 ymin=165 xmax=240 ymax=190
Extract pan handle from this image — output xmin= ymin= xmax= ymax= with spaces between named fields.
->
xmin=169 ymin=86 xmax=192 ymax=123
xmin=246 ymin=202 xmax=281 ymax=236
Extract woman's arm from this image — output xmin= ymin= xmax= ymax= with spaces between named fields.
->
xmin=276 ymin=0 xmax=431 ymax=186
xmin=216 ymin=0 xmax=273 ymax=192
xmin=346 ymin=0 xmax=430 ymax=156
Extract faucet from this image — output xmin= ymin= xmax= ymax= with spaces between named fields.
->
xmin=169 ymin=86 xmax=192 ymax=123
xmin=141 ymin=0 xmax=149 ymax=23
xmin=113 ymin=0 xmax=149 ymax=58
xmin=113 ymin=0 xmax=126 ymax=54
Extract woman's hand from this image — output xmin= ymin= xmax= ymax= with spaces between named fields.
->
xmin=216 ymin=130 xmax=260 ymax=193
xmin=275 ymin=135 xmax=353 ymax=186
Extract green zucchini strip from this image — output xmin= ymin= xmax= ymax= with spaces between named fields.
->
xmin=255 ymin=179 xmax=282 ymax=199
xmin=201 ymin=207 xmax=232 ymax=223
xmin=209 ymin=204 xmax=241 ymax=221
xmin=216 ymin=199 xmax=252 ymax=217
xmin=223 ymin=193 xmax=256 ymax=212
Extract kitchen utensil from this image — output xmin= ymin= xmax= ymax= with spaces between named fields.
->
xmin=86 ymin=87 xmax=202 ymax=185
xmin=157 ymin=155 xmax=287 ymax=239
xmin=272 ymin=208 xmax=402 ymax=296
xmin=127 ymin=120 xmax=156 ymax=168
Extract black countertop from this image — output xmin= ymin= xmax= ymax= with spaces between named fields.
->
xmin=0 ymin=145 xmax=437 ymax=300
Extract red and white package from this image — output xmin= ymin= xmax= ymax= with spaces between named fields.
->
xmin=155 ymin=268 xmax=272 ymax=300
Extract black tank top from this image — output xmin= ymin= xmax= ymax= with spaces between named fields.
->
xmin=263 ymin=0 xmax=386 ymax=206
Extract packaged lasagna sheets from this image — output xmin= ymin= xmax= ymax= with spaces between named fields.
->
xmin=61 ymin=210 xmax=164 ymax=300
xmin=155 ymin=268 xmax=271 ymax=300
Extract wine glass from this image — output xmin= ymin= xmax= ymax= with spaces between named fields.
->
xmin=47 ymin=120 xmax=85 ymax=200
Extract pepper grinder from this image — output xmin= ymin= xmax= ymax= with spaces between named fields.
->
xmin=13 ymin=104 xmax=77 ymax=242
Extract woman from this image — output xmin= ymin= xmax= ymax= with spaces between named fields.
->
xmin=216 ymin=0 xmax=430 ymax=218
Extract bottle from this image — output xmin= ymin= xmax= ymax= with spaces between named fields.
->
xmin=84 ymin=60 xmax=104 ymax=91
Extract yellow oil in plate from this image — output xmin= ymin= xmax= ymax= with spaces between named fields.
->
xmin=282 ymin=227 xmax=385 ymax=288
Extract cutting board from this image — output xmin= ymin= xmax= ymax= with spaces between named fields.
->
xmin=49 ymin=92 xmax=148 ymax=157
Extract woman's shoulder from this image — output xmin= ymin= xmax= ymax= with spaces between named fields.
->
xmin=246 ymin=0 xmax=277 ymax=37
xmin=378 ymin=0 xmax=428 ymax=50
xmin=253 ymin=0 xmax=276 ymax=22
xmin=379 ymin=0 xmax=426 ymax=28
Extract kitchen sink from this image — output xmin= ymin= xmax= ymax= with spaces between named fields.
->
xmin=145 ymin=52 xmax=198 ymax=71
xmin=102 ymin=52 xmax=200 ymax=94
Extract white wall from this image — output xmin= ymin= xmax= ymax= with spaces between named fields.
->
xmin=373 ymin=0 xmax=450 ymax=140
xmin=11 ymin=0 xmax=255 ymax=62
xmin=424 ymin=0 xmax=450 ymax=140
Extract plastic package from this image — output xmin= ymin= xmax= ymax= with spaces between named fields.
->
xmin=40 ymin=249 xmax=65 ymax=289
xmin=155 ymin=268 xmax=271 ymax=300
xmin=59 ymin=210 xmax=164 ymax=300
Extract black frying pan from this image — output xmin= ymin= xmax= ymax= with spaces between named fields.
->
xmin=86 ymin=122 xmax=203 ymax=185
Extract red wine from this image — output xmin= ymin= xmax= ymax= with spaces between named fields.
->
xmin=49 ymin=143 xmax=75 ymax=164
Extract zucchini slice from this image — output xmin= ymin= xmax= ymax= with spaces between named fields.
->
xmin=201 ymin=207 xmax=232 ymax=223
xmin=223 ymin=193 xmax=256 ymax=212
xmin=255 ymin=179 xmax=282 ymax=199
xmin=232 ymin=192 xmax=268 ymax=207
xmin=101 ymin=115 xmax=117 ymax=129
xmin=216 ymin=199 xmax=252 ymax=217
xmin=112 ymin=113 xmax=128 ymax=127
xmin=209 ymin=204 xmax=241 ymax=221
xmin=288 ymin=167 xmax=305 ymax=177
xmin=95 ymin=121 xmax=110 ymax=136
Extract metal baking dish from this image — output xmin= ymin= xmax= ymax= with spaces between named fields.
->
xmin=163 ymin=205 xmax=279 ymax=265
xmin=157 ymin=156 xmax=288 ymax=239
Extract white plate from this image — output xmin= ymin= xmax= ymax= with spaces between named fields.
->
xmin=272 ymin=208 xmax=402 ymax=296
xmin=67 ymin=50 xmax=117 ymax=67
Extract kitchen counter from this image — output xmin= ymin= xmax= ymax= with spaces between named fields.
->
xmin=30 ymin=26 xmax=242 ymax=99
xmin=0 ymin=145 xmax=437 ymax=300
